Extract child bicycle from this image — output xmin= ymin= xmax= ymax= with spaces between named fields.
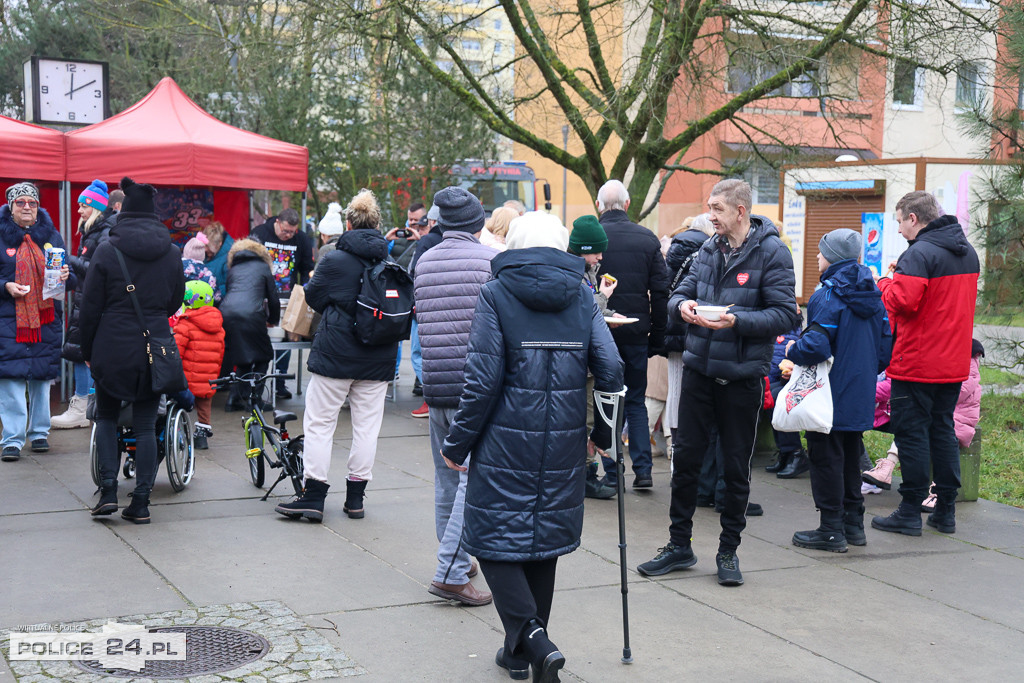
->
xmin=209 ymin=371 xmax=304 ymax=501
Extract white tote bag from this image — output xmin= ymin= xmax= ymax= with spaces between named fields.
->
xmin=772 ymin=357 xmax=833 ymax=434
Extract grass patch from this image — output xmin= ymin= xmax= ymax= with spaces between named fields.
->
xmin=863 ymin=394 xmax=1024 ymax=508
xmin=975 ymin=313 xmax=1024 ymax=327
xmin=978 ymin=394 xmax=1024 ymax=508
xmin=980 ymin=365 xmax=1023 ymax=386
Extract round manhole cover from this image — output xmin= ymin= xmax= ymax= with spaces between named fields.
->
xmin=72 ymin=626 xmax=270 ymax=679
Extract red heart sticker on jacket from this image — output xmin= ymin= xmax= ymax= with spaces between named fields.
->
xmin=737 ymin=272 xmax=749 ymax=285
xmin=5 ymin=248 xmax=15 ymax=257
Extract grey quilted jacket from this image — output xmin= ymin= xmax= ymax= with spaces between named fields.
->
xmin=414 ymin=231 xmax=498 ymax=408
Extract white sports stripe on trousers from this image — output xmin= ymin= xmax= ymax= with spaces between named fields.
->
xmin=301 ymin=373 xmax=389 ymax=484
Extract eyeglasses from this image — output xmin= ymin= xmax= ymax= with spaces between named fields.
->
xmin=13 ymin=200 xmax=39 ymax=209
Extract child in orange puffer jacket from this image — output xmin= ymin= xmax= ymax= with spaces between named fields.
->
xmin=172 ymin=280 xmax=225 ymax=449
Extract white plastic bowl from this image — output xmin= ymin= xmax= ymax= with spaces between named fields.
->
xmin=695 ymin=305 xmax=729 ymax=321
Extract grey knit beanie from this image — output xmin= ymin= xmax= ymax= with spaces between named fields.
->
xmin=433 ymin=186 xmax=485 ymax=233
xmin=819 ymin=228 xmax=862 ymax=264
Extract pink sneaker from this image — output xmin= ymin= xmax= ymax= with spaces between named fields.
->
xmin=862 ymin=458 xmax=895 ymax=490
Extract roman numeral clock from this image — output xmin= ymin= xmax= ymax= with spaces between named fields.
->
xmin=24 ymin=56 xmax=110 ymax=125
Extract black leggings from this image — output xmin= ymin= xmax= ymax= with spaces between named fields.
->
xmin=94 ymin=387 xmax=160 ymax=497
xmin=479 ymin=558 xmax=558 ymax=657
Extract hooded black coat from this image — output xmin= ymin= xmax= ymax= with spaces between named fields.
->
xmin=663 ymin=228 xmax=710 ymax=353
xmin=63 ymin=207 xmax=116 ymax=363
xmin=442 ymin=247 xmax=624 ymax=562
xmin=79 ymin=212 xmax=186 ymax=401
xmin=220 ymin=239 xmax=280 ymax=367
xmin=668 ymin=215 xmax=800 ymax=381
xmin=305 ymin=228 xmax=398 ymax=382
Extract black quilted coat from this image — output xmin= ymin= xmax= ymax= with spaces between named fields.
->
xmin=668 ymin=215 xmax=799 ymax=381
xmin=442 ymin=247 xmax=624 ymax=562
xmin=63 ymin=208 xmax=116 ymax=363
xmin=663 ymin=228 xmax=710 ymax=353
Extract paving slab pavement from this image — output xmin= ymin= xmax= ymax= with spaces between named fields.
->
xmin=2 ymin=358 xmax=1024 ymax=681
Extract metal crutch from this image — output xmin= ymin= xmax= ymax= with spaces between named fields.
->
xmin=594 ymin=387 xmax=632 ymax=664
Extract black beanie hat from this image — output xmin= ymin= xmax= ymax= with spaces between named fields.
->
xmin=569 ymin=215 xmax=609 ymax=254
xmin=433 ymin=186 xmax=485 ymax=233
xmin=120 ymin=176 xmax=157 ymax=215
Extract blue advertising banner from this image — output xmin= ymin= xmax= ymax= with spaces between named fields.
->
xmin=861 ymin=212 xmax=884 ymax=278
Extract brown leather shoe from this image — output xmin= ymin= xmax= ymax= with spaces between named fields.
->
xmin=428 ymin=580 xmax=492 ymax=606
xmin=468 ymin=560 xmax=478 ymax=578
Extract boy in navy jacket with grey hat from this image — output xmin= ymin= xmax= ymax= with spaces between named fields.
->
xmin=786 ymin=228 xmax=892 ymax=553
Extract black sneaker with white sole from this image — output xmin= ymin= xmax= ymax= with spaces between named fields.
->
xmin=637 ymin=542 xmax=697 ymax=576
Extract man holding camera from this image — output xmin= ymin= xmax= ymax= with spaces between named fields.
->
xmin=385 ymin=202 xmax=426 ymax=272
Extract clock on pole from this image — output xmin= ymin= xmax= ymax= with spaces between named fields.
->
xmin=24 ymin=56 xmax=110 ymax=126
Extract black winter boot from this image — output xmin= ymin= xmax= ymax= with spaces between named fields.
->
xmin=344 ymin=479 xmax=367 ymax=519
xmin=871 ymin=501 xmax=922 ymax=536
xmin=765 ymin=450 xmax=792 ymax=473
xmin=91 ymin=479 xmax=118 ymax=516
xmin=792 ymin=512 xmax=847 ymax=553
xmin=121 ymin=492 xmax=151 ymax=524
xmin=776 ymin=449 xmax=810 ymax=479
xmin=926 ymin=498 xmax=956 ymax=533
xmin=521 ymin=619 xmax=565 ymax=683
xmin=275 ymin=479 xmax=330 ymax=522
xmin=584 ymin=462 xmax=616 ymax=499
xmin=844 ymin=508 xmax=867 ymax=546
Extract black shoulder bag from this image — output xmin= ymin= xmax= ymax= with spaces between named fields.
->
xmin=113 ymin=247 xmax=187 ymax=395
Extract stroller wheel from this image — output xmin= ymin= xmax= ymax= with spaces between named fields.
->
xmin=123 ymin=456 xmax=136 ymax=479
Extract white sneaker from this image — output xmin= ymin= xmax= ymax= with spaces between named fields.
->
xmin=50 ymin=395 xmax=90 ymax=429
xmin=861 ymin=481 xmax=883 ymax=495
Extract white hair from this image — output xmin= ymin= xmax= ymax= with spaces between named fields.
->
xmin=505 ymin=211 xmax=569 ymax=250
xmin=691 ymin=213 xmax=715 ymax=236
xmin=597 ymin=179 xmax=630 ymax=213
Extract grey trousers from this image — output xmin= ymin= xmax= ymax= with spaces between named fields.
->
xmin=429 ymin=405 xmax=473 ymax=584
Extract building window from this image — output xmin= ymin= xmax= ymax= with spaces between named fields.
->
xmin=892 ymin=62 xmax=923 ymax=109
xmin=462 ymin=39 xmax=481 ymax=51
xmin=494 ymin=42 xmax=503 ymax=55
xmin=955 ymin=61 xmax=984 ymax=109
xmin=1018 ymin=70 xmax=1024 ymax=109
xmin=737 ymin=161 xmax=780 ymax=205
xmin=726 ymin=50 xmax=819 ymax=97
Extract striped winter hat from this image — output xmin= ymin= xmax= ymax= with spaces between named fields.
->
xmin=78 ymin=179 xmax=109 ymax=212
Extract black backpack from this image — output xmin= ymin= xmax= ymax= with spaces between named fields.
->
xmin=352 ymin=257 xmax=415 ymax=345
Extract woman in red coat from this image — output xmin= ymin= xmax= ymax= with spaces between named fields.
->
xmin=172 ymin=280 xmax=225 ymax=449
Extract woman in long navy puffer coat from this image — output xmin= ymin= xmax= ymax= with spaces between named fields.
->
xmin=442 ymin=217 xmax=623 ymax=682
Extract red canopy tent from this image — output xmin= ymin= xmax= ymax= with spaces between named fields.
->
xmin=64 ymin=77 xmax=309 ymax=238
xmin=0 ymin=114 xmax=65 ymax=230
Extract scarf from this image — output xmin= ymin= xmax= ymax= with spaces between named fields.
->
xmin=14 ymin=233 xmax=54 ymax=343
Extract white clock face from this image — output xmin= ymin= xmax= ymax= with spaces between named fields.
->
xmin=37 ymin=59 xmax=106 ymax=124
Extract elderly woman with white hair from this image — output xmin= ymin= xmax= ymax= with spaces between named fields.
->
xmin=0 ymin=182 xmax=73 ymax=461
xmin=441 ymin=210 xmax=623 ymax=681
xmin=663 ymin=214 xmax=715 ymax=442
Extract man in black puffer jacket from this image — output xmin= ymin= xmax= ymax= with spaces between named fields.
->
xmin=638 ymin=179 xmax=799 ymax=587
xmin=595 ymin=180 xmax=670 ymax=489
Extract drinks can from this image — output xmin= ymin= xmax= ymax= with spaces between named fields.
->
xmin=46 ymin=247 xmax=65 ymax=270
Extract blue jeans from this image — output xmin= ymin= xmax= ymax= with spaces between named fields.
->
xmin=410 ymin=319 xmax=423 ymax=383
xmin=429 ymin=405 xmax=472 ymax=584
xmin=0 ymin=379 xmax=50 ymax=449
xmin=73 ymin=362 xmax=93 ymax=397
xmin=602 ymin=344 xmax=651 ymax=481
